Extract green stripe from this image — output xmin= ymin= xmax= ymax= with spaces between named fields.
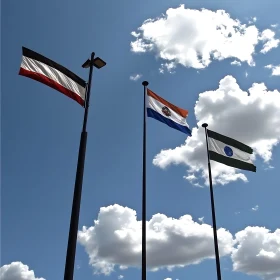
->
xmin=207 ymin=130 xmax=253 ymax=154
xmin=209 ymin=151 xmax=256 ymax=172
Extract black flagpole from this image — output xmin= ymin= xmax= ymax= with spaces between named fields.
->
xmin=64 ymin=52 xmax=95 ymax=280
xmin=142 ymin=81 xmax=148 ymax=280
xmin=202 ymin=123 xmax=222 ymax=280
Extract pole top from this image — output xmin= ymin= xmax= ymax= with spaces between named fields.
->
xmin=202 ymin=123 xmax=208 ymax=128
xmin=142 ymin=81 xmax=149 ymax=86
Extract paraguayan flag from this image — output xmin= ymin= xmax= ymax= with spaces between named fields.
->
xmin=146 ymin=88 xmax=192 ymax=136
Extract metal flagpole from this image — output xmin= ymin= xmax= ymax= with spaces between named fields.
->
xmin=202 ymin=123 xmax=222 ymax=280
xmin=141 ymin=81 xmax=149 ymax=280
xmin=64 ymin=52 xmax=95 ymax=280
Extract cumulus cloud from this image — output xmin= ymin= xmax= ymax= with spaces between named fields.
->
xmin=0 ymin=262 xmax=45 ymax=280
xmin=265 ymin=165 xmax=274 ymax=171
xmin=198 ymin=217 xmax=204 ymax=223
xmin=252 ymin=205 xmax=259 ymax=211
xmin=130 ymin=74 xmax=142 ymax=81
xmin=78 ymin=204 xmax=234 ymax=275
xmin=271 ymin=24 xmax=278 ymax=28
xmin=159 ymin=62 xmax=176 ymax=74
xmin=232 ymin=227 xmax=280 ymax=279
xmin=118 ymin=275 xmax=124 ymax=279
xmin=78 ymin=205 xmax=280 ymax=279
xmin=248 ymin=17 xmax=257 ymax=24
xmin=130 ymin=5 xmax=279 ymax=69
xmin=259 ymin=29 xmax=280 ymax=53
xmin=231 ymin=60 xmax=242 ymax=66
xmin=153 ymin=75 xmax=280 ymax=186
xmin=265 ymin=64 xmax=280 ymax=76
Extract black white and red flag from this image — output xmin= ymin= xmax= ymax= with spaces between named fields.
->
xmin=19 ymin=47 xmax=86 ymax=106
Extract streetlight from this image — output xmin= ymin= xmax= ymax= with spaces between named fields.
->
xmin=64 ymin=52 xmax=106 ymax=280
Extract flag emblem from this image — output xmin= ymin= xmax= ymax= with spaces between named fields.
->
xmin=162 ymin=106 xmax=171 ymax=117
xmin=224 ymin=146 xmax=233 ymax=157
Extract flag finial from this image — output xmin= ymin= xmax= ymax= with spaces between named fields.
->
xmin=142 ymin=81 xmax=149 ymax=86
xmin=202 ymin=123 xmax=208 ymax=128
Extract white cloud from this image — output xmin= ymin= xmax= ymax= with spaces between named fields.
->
xmin=183 ymin=174 xmax=197 ymax=183
xmin=118 ymin=275 xmax=124 ymax=279
xmin=131 ymin=6 xmax=278 ymax=70
xmin=0 ymin=262 xmax=45 ymax=280
xmin=265 ymin=64 xmax=280 ymax=76
xmin=153 ymin=75 xmax=280 ymax=186
xmin=198 ymin=217 xmax=204 ymax=223
xmin=271 ymin=24 xmax=278 ymax=28
xmin=232 ymin=227 xmax=280 ymax=279
xmin=129 ymin=74 xmax=142 ymax=81
xmin=131 ymin=31 xmax=140 ymax=38
xmin=265 ymin=165 xmax=274 ymax=171
xmin=159 ymin=62 xmax=176 ymax=74
xmin=78 ymin=205 xmax=280 ymax=279
xmin=245 ymin=71 xmax=248 ymax=77
xmin=78 ymin=204 xmax=234 ymax=275
xmin=231 ymin=60 xmax=242 ymax=66
xmin=260 ymin=29 xmax=280 ymax=53
xmin=235 ymin=211 xmax=241 ymax=215
xmin=252 ymin=205 xmax=259 ymax=211
xmin=248 ymin=17 xmax=257 ymax=24
xmin=164 ymin=278 xmax=172 ymax=280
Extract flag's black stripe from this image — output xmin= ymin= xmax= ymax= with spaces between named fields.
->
xmin=209 ymin=151 xmax=256 ymax=172
xmin=22 ymin=47 xmax=86 ymax=88
xmin=207 ymin=130 xmax=253 ymax=154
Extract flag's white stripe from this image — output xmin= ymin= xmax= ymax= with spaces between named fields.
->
xmin=208 ymin=137 xmax=253 ymax=164
xmin=147 ymin=95 xmax=189 ymax=127
xmin=21 ymin=56 xmax=86 ymax=100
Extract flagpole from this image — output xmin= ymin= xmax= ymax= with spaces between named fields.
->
xmin=142 ymin=81 xmax=148 ymax=280
xmin=64 ymin=52 xmax=95 ymax=280
xmin=202 ymin=123 xmax=222 ymax=280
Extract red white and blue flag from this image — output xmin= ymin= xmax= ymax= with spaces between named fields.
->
xmin=146 ymin=89 xmax=191 ymax=136
xmin=19 ymin=47 xmax=87 ymax=106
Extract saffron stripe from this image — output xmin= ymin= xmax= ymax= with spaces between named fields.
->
xmin=147 ymin=108 xmax=192 ymax=136
xmin=147 ymin=88 xmax=188 ymax=118
xmin=19 ymin=68 xmax=85 ymax=106
xmin=22 ymin=47 xmax=86 ymax=88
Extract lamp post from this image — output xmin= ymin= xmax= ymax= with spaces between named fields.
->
xmin=64 ymin=52 xmax=106 ymax=280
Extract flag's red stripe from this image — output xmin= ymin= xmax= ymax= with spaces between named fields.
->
xmin=147 ymin=88 xmax=188 ymax=118
xmin=19 ymin=68 xmax=85 ymax=107
xmin=22 ymin=47 xmax=86 ymax=88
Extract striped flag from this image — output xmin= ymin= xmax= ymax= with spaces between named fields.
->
xmin=146 ymin=88 xmax=191 ymax=136
xmin=207 ymin=129 xmax=256 ymax=172
xmin=19 ymin=47 xmax=87 ymax=106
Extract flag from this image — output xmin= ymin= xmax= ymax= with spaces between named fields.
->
xmin=146 ymin=88 xmax=191 ymax=135
xmin=19 ymin=47 xmax=86 ymax=106
xmin=207 ymin=129 xmax=256 ymax=172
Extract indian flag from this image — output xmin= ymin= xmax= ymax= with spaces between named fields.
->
xmin=207 ymin=129 xmax=256 ymax=172
xmin=146 ymin=88 xmax=191 ymax=136
xmin=19 ymin=47 xmax=86 ymax=106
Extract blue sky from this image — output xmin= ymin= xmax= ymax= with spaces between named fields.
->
xmin=1 ymin=0 xmax=280 ymax=280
